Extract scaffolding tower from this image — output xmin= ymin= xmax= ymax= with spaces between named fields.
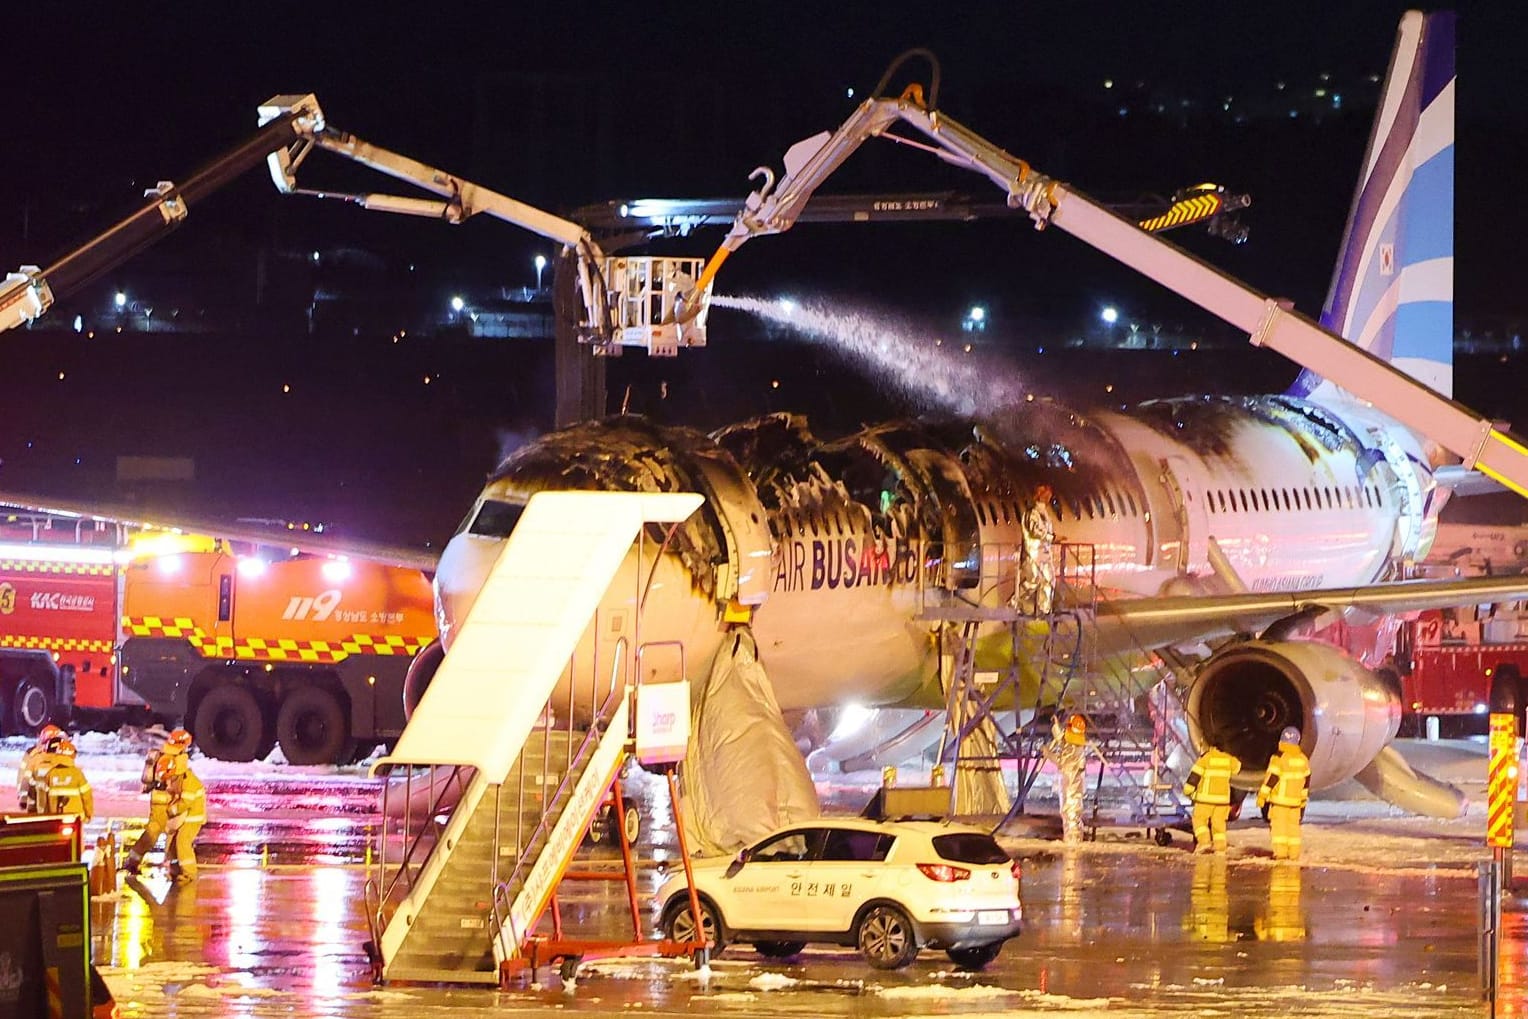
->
xmin=916 ymin=541 xmax=1195 ymax=842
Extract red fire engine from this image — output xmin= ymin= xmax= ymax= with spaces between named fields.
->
xmin=0 ymin=507 xmax=436 ymax=764
xmin=1396 ymin=603 xmax=1528 ymax=736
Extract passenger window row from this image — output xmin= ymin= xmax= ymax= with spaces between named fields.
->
xmin=974 ymin=489 xmax=1142 ymax=526
xmin=1202 ymin=483 xmax=1384 ymax=514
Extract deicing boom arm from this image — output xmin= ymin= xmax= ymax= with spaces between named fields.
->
xmin=0 ymin=113 xmax=308 ymax=333
xmin=257 ymin=94 xmax=609 ymax=345
xmin=691 ymin=86 xmax=1528 ymax=496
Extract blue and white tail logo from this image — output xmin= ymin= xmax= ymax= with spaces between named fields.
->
xmin=1291 ymin=10 xmax=1455 ymax=402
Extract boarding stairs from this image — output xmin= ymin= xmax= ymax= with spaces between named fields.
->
xmin=363 ymin=491 xmax=703 ymax=985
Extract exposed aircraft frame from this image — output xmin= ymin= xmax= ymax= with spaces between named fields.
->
xmin=680 ymin=49 xmax=1528 ymax=499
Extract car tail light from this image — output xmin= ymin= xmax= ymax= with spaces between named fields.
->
xmin=917 ymin=863 xmax=971 ymax=882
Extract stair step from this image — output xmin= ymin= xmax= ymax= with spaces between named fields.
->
xmin=385 ymin=961 xmax=499 ymax=985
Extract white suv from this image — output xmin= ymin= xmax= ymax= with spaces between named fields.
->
xmin=655 ymin=817 xmax=1022 ymax=970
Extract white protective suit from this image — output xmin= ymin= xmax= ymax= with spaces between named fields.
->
xmin=1042 ymin=720 xmax=1103 ymax=844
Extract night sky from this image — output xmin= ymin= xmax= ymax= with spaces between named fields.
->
xmin=1 ymin=3 xmax=1523 ymax=549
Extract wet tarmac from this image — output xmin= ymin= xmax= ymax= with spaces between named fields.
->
xmin=84 ymin=790 xmax=1525 ymax=1019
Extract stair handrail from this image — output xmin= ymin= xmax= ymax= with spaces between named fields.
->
xmin=372 ymin=762 xmax=477 ymax=934
xmin=487 ymin=638 xmax=633 ymax=961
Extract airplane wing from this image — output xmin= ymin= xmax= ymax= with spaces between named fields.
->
xmin=1093 ymin=573 xmax=1528 ymax=653
xmin=0 ymin=488 xmax=439 ymax=573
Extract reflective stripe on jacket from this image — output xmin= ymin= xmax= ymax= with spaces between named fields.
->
xmin=171 ymin=769 xmax=207 ymax=825
xmin=1183 ymin=748 xmax=1241 ymax=805
xmin=1259 ymin=746 xmax=1311 ymax=808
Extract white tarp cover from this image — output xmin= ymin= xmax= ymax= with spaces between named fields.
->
xmin=681 ymin=627 xmax=821 ymax=855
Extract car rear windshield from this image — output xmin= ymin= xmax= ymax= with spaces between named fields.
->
xmin=931 ymin=833 xmax=1011 ymax=865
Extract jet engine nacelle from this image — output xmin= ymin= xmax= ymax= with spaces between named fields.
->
xmin=403 ymin=638 xmax=445 ymax=719
xmin=1186 ymin=639 xmax=1402 ymax=791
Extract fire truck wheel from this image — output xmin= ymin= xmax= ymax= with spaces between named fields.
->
xmin=12 ymin=677 xmax=57 ymax=735
xmin=193 ymin=684 xmax=270 ymax=763
xmin=277 ymin=687 xmax=354 ymax=766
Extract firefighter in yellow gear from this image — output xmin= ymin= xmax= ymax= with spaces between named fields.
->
xmin=1257 ymin=726 xmax=1311 ymax=861
xmin=1183 ymin=744 xmax=1241 ymax=853
xmin=33 ymin=737 xmax=94 ymax=822
xmin=15 ymin=724 xmax=64 ymax=811
xmin=163 ymin=731 xmax=206 ymax=884
xmin=125 ymin=728 xmax=192 ymax=876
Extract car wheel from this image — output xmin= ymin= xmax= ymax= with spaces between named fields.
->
xmin=946 ymin=941 xmax=1003 ymax=970
xmin=857 ymin=904 xmax=918 ymax=969
xmin=588 ymin=809 xmax=610 ymax=844
xmin=754 ymin=940 xmax=806 ymax=959
xmin=665 ymin=897 xmax=727 ymax=955
xmin=620 ymin=803 xmax=641 ymax=844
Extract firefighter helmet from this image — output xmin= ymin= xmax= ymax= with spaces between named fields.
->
xmin=165 ymin=728 xmax=193 ymax=753
xmin=1280 ymin=726 xmax=1302 ymax=745
xmin=35 ymin=724 xmax=64 ymax=745
xmin=1065 ymin=714 xmax=1088 ymax=746
xmin=54 ymin=738 xmax=77 ymax=758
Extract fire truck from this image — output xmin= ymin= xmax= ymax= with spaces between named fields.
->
xmin=1395 ymin=602 xmax=1528 ymax=737
xmin=0 ymin=507 xmax=435 ymax=764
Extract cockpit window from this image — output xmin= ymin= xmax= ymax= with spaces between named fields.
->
xmin=466 ymin=499 xmax=525 ymax=538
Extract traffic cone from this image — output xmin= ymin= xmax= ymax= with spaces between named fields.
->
xmin=104 ymin=827 xmax=118 ymax=890
xmin=89 ymin=838 xmax=109 ymax=896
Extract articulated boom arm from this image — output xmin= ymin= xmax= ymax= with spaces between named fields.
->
xmin=258 ymin=94 xmax=709 ymax=356
xmin=0 ymin=112 xmax=310 ymax=334
xmin=691 ymin=87 xmax=1528 ymax=498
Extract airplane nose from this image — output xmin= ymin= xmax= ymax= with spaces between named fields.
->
xmin=432 ymin=531 xmax=505 ymax=649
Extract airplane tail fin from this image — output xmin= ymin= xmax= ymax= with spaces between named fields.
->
xmin=1289 ymin=10 xmax=1455 ymax=402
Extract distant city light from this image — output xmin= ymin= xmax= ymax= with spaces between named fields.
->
xmin=72 ymin=316 xmax=82 ymax=333
xmin=1101 ymin=306 xmax=1119 ymax=325
xmin=282 ymin=383 xmax=291 ymax=393
xmin=534 ymin=254 xmax=547 ymax=290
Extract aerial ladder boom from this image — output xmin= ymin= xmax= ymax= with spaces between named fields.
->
xmin=683 ymin=70 xmax=1528 ymax=499
xmin=0 ymin=112 xmax=310 ymax=333
xmin=257 ymin=94 xmax=709 ymax=356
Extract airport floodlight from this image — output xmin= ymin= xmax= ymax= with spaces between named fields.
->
xmin=1101 ymin=305 xmax=1119 ymax=325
